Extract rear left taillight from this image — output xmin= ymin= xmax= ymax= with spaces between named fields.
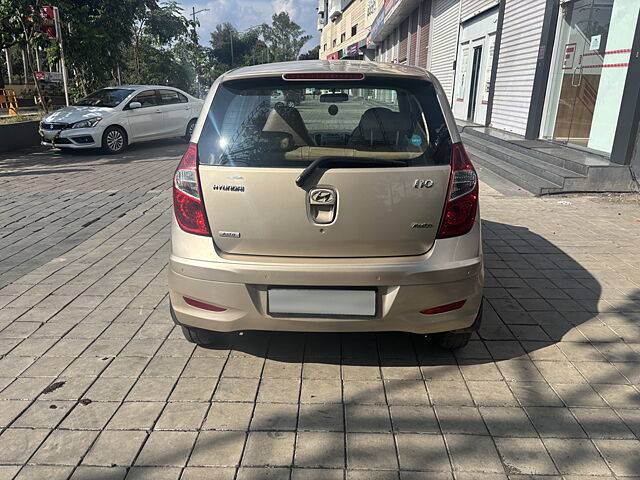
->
xmin=173 ymin=142 xmax=211 ymax=236
xmin=436 ymin=143 xmax=478 ymax=239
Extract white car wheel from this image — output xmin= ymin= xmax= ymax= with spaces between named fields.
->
xmin=185 ymin=119 xmax=197 ymax=142
xmin=102 ymin=127 xmax=126 ymax=154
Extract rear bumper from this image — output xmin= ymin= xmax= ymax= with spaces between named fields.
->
xmin=169 ymin=271 xmax=483 ymax=334
xmin=169 ymin=217 xmax=483 ymax=334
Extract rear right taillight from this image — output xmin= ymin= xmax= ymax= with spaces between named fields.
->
xmin=436 ymin=143 xmax=478 ymax=239
xmin=173 ymin=142 xmax=211 ymax=236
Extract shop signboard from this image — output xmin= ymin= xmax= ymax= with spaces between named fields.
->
xmin=368 ymin=6 xmax=385 ymax=46
xmin=384 ymin=0 xmax=401 ymax=21
xmin=39 ymin=6 xmax=56 ymax=38
xmin=35 ymin=71 xmax=63 ymax=83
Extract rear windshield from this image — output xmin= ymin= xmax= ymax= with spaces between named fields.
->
xmin=198 ymin=77 xmax=452 ymax=167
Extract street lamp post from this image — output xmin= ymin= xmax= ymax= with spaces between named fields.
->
xmin=191 ymin=6 xmax=210 ymax=98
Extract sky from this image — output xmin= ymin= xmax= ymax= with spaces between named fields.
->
xmin=176 ymin=0 xmax=320 ymax=52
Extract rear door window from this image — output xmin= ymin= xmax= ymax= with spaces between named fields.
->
xmin=130 ymin=90 xmax=158 ymax=108
xmin=159 ymin=89 xmax=187 ymax=105
xmin=198 ymin=77 xmax=451 ymax=167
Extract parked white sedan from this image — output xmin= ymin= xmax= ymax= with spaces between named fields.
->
xmin=40 ymin=85 xmax=204 ymax=153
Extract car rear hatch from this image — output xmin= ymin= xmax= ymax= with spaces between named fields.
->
xmin=196 ymin=73 xmax=455 ymax=258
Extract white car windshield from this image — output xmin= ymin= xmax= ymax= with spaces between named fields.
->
xmin=74 ymin=88 xmax=135 ymax=108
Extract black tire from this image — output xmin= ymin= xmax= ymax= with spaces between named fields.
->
xmin=101 ymin=126 xmax=127 ymax=154
xmin=180 ymin=325 xmax=218 ymax=345
xmin=433 ymin=302 xmax=483 ymax=349
xmin=434 ymin=331 xmax=473 ymax=349
xmin=184 ymin=119 xmax=197 ymax=142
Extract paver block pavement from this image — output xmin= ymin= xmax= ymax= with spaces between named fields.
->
xmin=1 ymin=144 xmax=640 ymax=478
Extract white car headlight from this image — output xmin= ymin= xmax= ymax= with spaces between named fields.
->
xmin=71 ymin=117 xmax=102 ymax=129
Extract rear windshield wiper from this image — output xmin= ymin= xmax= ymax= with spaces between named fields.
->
xmin=296 ymin=156 xmax=406 ymax=187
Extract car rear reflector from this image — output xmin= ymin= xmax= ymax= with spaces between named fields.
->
xmin=282 ymin=73 xmax=365 ymax=80
xmin=183 ymin=297 xmax=226 ymax=312
xmin=420 ymin=300 xmax=466 ymax=315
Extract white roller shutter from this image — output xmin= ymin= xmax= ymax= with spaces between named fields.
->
xmin=490 ymin=0 xmax=545 ymax=134
xmin=427 ymin=0 xmax=460 ymax=103
xmin=461 ymin=0 xmax=499 ymax=23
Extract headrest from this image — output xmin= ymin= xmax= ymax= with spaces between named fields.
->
xmin=262 ymin=105 xmax=310 ymax=146
xmin=359 ymin=108 xmax=412 ymax=133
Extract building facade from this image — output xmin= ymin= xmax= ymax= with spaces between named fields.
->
xmin=317 ymin=0 xmax=640 ymax=169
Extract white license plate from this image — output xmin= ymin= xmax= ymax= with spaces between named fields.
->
xmin=268 ymin=288 xmax=376 ymax=317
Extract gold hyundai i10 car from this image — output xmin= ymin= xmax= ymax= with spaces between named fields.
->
xmin=169 ymin=60 xmax=483 ymax=349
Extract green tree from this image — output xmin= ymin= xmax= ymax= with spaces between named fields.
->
xmin=209 ymin=22 xmax=261 ymax=68
xmin=49 ymin=0 xmax=152 ymax=95
xmin=0 ymin=0 xmax=49 ymax=107
xmin=299 ymin=45 xmax=320 ymax=60
xmin=131 ymin=1 xmax=188 ymax=79
xmin=261 ymin=12 xmax=311 ymax=63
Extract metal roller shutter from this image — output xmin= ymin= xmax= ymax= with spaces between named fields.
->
xmin=427 ymin=0 xmax=460 ymax=102
xmin=490 ymin=0 xmax=545 ymax=134
xmin=460 ymin=0 xmax=499 ymax=23
xmin=399 ymin=19 xmax=409 ymax=62
xmin=408 ymin=8 xmax=418 ymax=65
xmin=418 ymin=0 xmax=431 ymax=68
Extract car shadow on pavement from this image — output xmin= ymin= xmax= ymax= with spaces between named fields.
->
xmin=195 ymin=219 xmax=604 ymax=368
xmin=0 ymin=138 xmax=186 ymax=171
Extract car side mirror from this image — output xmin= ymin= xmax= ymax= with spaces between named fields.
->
xmin=128 ymin=101 xmax=142 ymax=110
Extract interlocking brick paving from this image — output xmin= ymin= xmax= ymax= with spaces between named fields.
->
xmin=0 ymin=140 xmax=639 ymax=479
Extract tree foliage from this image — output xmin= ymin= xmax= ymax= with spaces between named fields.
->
xmin=0 ymin=0 xmax=49 ymax=105
xmin=261 ymin=12 xmax=311 ymax=63
xmin=1 ymin=2 xmax=313 ymax=98
xmin=299 ymin=45 xmax=320 ymax=60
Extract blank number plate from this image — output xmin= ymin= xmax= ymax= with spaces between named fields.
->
xmin=268 ymin=288 xmax=376 ymax=317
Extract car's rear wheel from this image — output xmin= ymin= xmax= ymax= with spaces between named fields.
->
xmin=184 ymin=119 xmax=197 ymax=142
xmin=434 ymin=331 xmax=473 ymax=349
xmin=180 ymin=325 xmax=217 ymax=345
xmin=432 ymin=302 xmax=483 ymax=349
xmin=102 ymin=126 xmax=126 ymax=154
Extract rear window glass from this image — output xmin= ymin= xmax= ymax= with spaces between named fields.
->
xmin=198 ymin=77 xmax=452 ymax=168
xmin=160 ymin=89 xmax=187 ymax=104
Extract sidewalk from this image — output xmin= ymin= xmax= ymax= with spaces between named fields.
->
xmin=0 ymin=142 xmax=639 ymax=479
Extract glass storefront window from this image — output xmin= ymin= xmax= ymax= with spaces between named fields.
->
xmin=541 ymin=0 xmax=639 ymax=154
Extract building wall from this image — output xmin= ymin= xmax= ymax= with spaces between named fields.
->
xmin=632 ymin=126 xmax=640 ymax=180
xmin=320 ymin=0 xmax=382 ymax=59
xmin=408 ymin=7 xmax=418 ymax=65
xmin=490 ymin=0 xmax=545 ymax=134
xmin=371 ymin=0 xmax=428 ymax=66
xmin=460 ymin=0 xmax=499 ymax=23
xmin=417 ymin=1 xmax=431 ymax=67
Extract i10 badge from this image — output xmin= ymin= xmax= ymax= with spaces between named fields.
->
xmin=414 ymin=179 xmax=434 ymax=189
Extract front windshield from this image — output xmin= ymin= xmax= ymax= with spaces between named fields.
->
xmin=198 ymin=78 xmax=452 ymax=168
xmin=74 ymin=88 xmax=134 ymax=108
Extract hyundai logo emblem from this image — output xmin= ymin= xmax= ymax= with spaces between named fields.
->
xmin=309 ymin=188 xmax=336 ymax=205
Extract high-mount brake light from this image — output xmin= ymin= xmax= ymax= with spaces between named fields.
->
xmin=436 ymin=143 xmax=478 ymax=239
xmin=173 ymin=142 xmax=211 ymax=236
xmin=282 ymin=73 xmax=365 ymax=81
